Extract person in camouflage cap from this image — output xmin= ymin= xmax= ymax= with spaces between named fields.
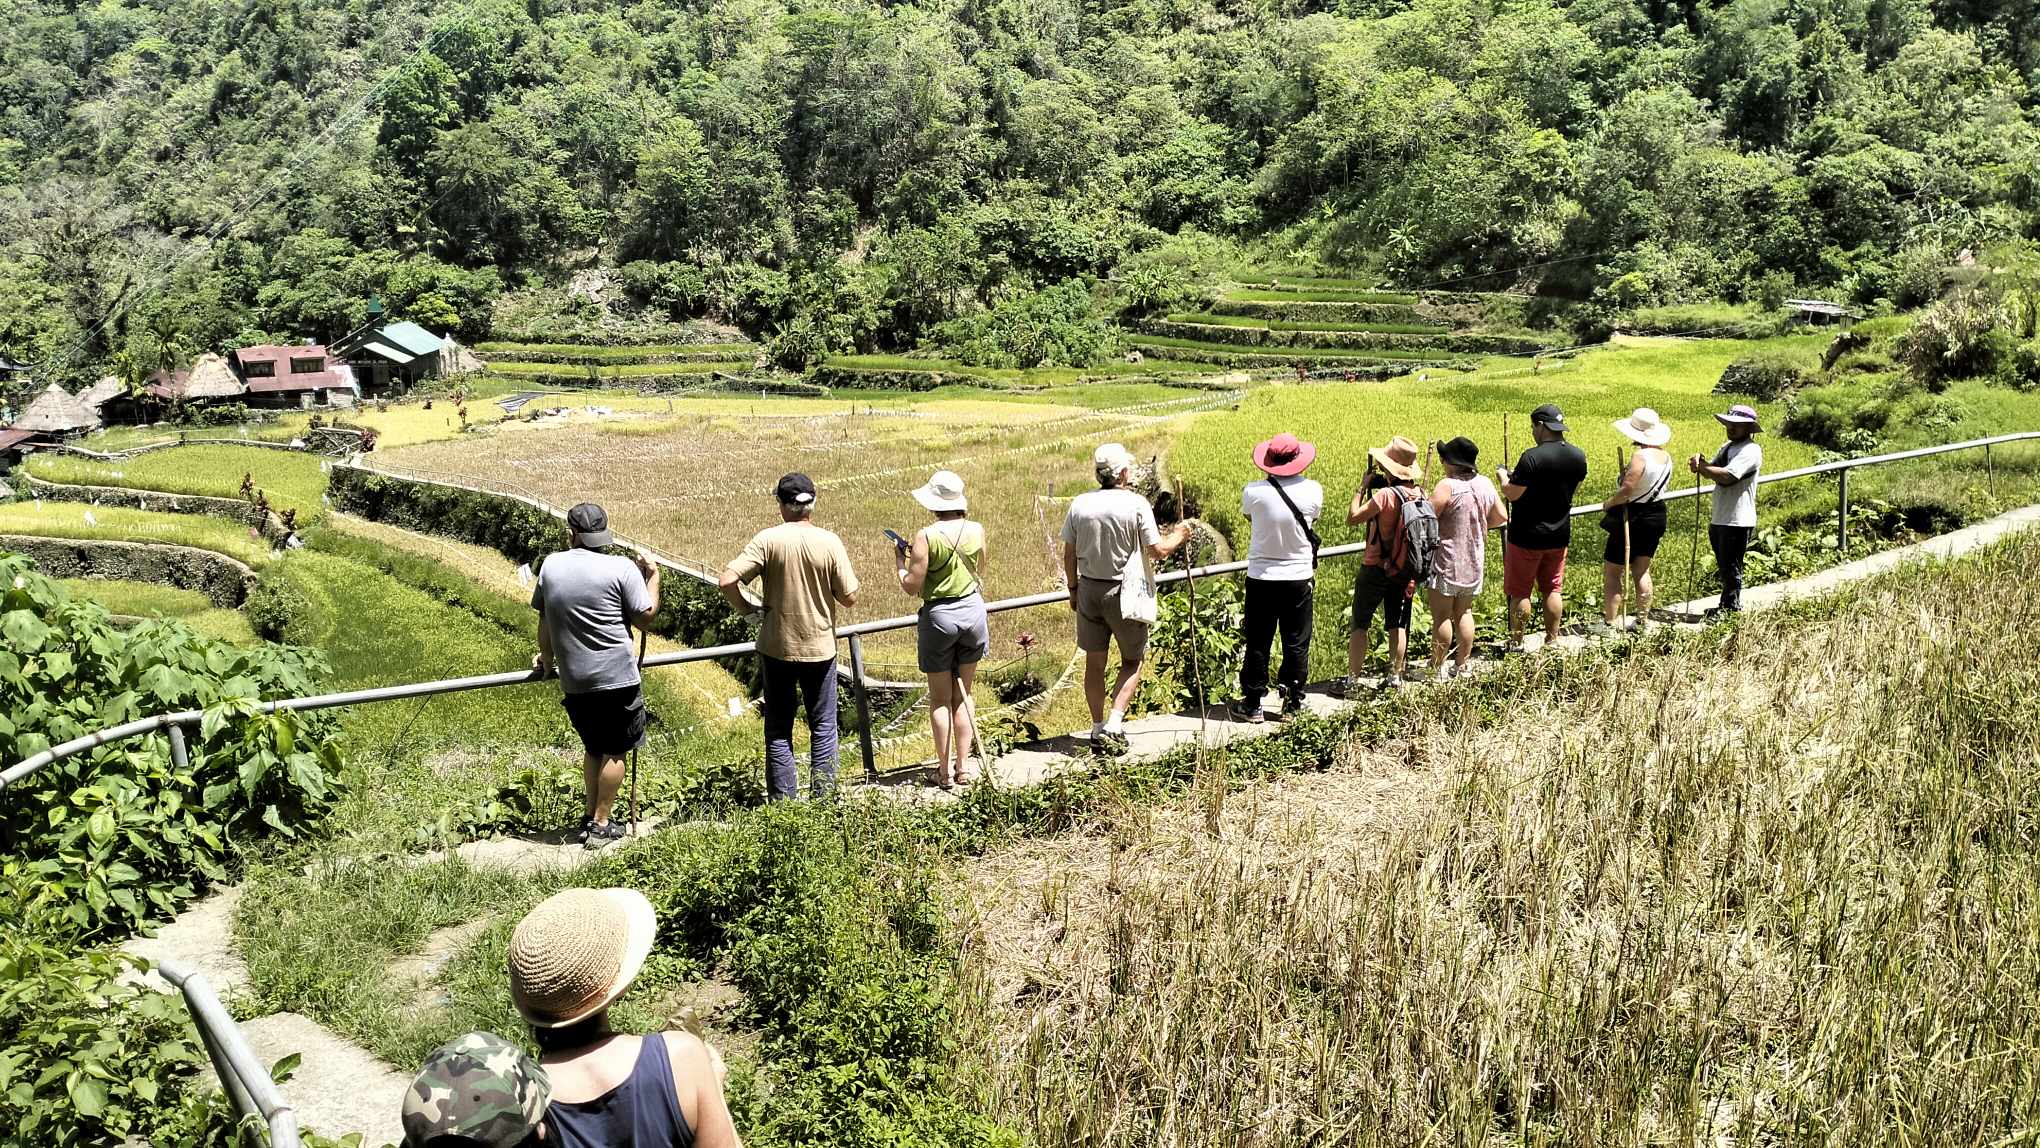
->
xmin=402 ymin=1032 xmax=552 ymax=1148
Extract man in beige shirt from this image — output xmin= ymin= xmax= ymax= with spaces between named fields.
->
xmin=720 ymin=473 xmax=859 ymax=799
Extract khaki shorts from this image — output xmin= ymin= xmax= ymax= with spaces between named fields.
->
xmin=1075 ymin=576 xmax=1149 ymax=662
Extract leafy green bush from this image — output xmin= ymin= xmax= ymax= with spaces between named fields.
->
xmin=1782 ymin=381 xmax=1890 ymax=450
xmin=0 ymin=554 xmax=345 ymax=942
xmin=1898 ymin=290 xmax=2011 ymax=387
xmin=934 ymin=281 xmax=1116 ymax=369
xmin=0 ymin=931 xmax=226 ymax=1147
xmin=244 ymin=564 xmax=310 ymax=641
xmin=1715 ymin=353 xmax=1812 ymax=400
xmin=1136 ymin=577 xmax=1245 ymax=712
xmin=1998 ymin=341 xmax=2040 ymax=391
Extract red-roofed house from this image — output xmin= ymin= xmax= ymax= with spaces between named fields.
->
xmin=230 ymin=344 xmax=360 ymax=408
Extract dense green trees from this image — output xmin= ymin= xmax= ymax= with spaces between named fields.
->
xmin=2 ymin=0 xmax=2038 ymax=393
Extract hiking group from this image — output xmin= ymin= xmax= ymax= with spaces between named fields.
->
xmin=527 ymin=401 xmax=1766 ymax=825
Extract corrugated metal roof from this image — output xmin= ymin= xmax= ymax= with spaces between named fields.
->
xmin=0 ymin=427 xmax=37 ymax=451
xmin=378 ymin=321 xmax=445 ymax=357
xmin=354 ymin=337 xmax=421 ymax=365
xmin=245 ymin=372 xmax=350 ymax=393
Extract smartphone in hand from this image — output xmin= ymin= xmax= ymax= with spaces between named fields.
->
xmin=882 ymin=528 xmax=908 ymax=552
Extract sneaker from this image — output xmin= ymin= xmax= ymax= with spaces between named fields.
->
xmin=1227 ymin=699 xmax=1265 ymax=724
xmin=1378 ymin=675 xmax=1404 ymax=692
xmin=1329 ymin=676 xmax=1359 ymax=700
xmin=583 ymin=820 xmax=630 ymax=849
xmin=1279 ymin=693 xmax=1306 ymax=720
xmin=1094 ymin=730 xmax=1130 ymax=757
xmin=574 ymin=816 xmax=594 ymax=843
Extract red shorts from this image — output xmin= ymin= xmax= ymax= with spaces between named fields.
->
xmin=1502 ymin=542 xmax=1567 ymax=599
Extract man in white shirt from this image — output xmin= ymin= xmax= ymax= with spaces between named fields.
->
xmin=1061 ymin=442 xmax=1192 ymax=751
xmin=1231 ymin=432 xmax=1322 ymax=723
xmin=1689 ymin=404 xmax=1764 ymax=615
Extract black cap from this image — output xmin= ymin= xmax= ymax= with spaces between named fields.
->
xmin=774 ymin=473 xmax=816 ymax=505
xmin=1530 ymin=403 xmax=1568 ymax=432
xmin=566 ymin=502 xmax=612 ymax=548
xmin=1437 ymin=436 xmax=1478 ymax=469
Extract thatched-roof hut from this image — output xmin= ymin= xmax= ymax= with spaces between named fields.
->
xmin=148 ymin=353 xmax=245 ymax=402
xmin=77 ymin=376 xmax=125 ymax=410
xmin=12 ymin=383 xmax=101 ymax=437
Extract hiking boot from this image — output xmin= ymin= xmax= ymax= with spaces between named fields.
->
xmin=583 ymin=820 xmax=630 ymax=849
xmin=1227 ymin=699 xmax=1265 ymax=724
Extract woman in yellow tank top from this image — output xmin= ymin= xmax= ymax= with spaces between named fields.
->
xmin=894 ymin=470 xmax=990 ymax=791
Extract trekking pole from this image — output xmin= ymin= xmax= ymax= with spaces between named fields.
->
xmin=629 ymin=624 xmax=647 ymax=833
xmin=1501 ymin=415 xmax=1511 ymax=524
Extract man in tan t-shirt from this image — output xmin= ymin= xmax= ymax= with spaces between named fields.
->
xmin=719 ymin=473 xmax=860 ymax=799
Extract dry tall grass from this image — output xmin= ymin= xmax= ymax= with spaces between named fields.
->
xmin=960 ymin=533 xmax=2040 ymax=1145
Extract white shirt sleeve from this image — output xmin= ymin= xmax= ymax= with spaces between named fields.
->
xmin=1725 ymin=444 xmax=1761 ymax=479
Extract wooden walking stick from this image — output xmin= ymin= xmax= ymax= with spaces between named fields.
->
xmin=1686 ymin=469 xmax=1704 ymax=619
xmin=1501 ymin=414 xmax=1512 ymax=524
xmin=629 ymin=623 xmax=647 ymax=832
xmin=1172 ymin=479 xmax=1208 ymax=732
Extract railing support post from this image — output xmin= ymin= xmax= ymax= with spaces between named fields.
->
xmin=1837 ymin=467 xmax=1850 ymax=553
xmin=846 ymin=635 xmax=878 ymax=782
xmin=1987 ymin=442 xmax=1995 ymax=498
xmin=167 ymin=723 xmax=189 ymax=773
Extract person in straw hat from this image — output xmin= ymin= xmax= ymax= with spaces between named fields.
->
xmin=1689 ymin=403 xmax=1765 ymax=616
xmin=1425 ymin=436 xmax=1505 ymax=679
xmin=508 ymin=888 xmax=742 ymax=1147
xmin=401 ymin=1031 xmax=553 ymax=1148
xmin=1230 ymin=432 xmax=1323 ymax=723
xmin=1345 ymin=434 xmax=1426 ymax=691
xmin=1597 ymin=408 xmax=1676 ymax=632
xmin=894 ymin=470 xmax=989 ymax=790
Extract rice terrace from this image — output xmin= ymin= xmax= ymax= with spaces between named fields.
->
xmin=8 ymin=0 xmax=2040 ymax=1144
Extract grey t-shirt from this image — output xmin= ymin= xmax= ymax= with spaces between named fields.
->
xmin=1061 ymin=487 xmax=1160 ymax=581
xmin=531 ymin=547 xmax=654 ymax=694
xmin=1710 ymin=439 xmax=1763 ymax=527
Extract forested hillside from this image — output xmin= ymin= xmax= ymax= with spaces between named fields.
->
xmin=2 ymin=0 xmax=2036 ymax=383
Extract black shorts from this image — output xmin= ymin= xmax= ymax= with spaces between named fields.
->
xmin=1602 ymin=502 xmax=1669 ymax=564
xmin=1352 ymin=563 xmax=1414 ymax=632
xmin=561 ymin=683 xmax=648 ymax=757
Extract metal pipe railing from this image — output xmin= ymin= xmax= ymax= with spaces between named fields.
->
xmin=156 ymin=959 xmax=301 ymax=1148
xmin=5 ymin=430 xmax=2034 ymax=790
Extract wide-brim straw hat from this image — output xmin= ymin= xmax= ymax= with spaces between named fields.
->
xmin=1367 ymin=435 xmax=1423 ymax=481
xmin=509 ymin=888 xmax=658 ymax=1028
xmin=912 ymin=470 xmax=967 ymax=513
xmin=1612 ymin=407 xmax=1672 ymax=447
xmin=1252 ymin=432 xmax=1316 ymax=477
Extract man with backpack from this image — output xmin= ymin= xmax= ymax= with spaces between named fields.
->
xmin=1231 ymin=432 xmax=1321 ymax=723
xmin=1345 ymin=435 xmax=1434 ymax=692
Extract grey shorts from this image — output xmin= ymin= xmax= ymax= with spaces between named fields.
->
xmin=918 ymin=593 xmax=989 ymax=674
xmin=1075 ymin=576 xmax=1149 ymax=662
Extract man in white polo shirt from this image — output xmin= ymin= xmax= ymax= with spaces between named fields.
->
xmin=1690 ymin=403 xmax=1764 ymax=615
xmin=1231 ymin=432 xmax=1321 ymax=723
xmin=1061 ymin=443 xmax=1192 ymax=751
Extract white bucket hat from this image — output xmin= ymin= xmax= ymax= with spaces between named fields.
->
xmin=912 ymin=470 xmax=967 ymax=513
xmin=1612 ymin=407 xmax=1672 ymax=447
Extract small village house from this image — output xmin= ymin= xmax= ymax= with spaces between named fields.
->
xmin=230 ymin=343 xmax=359 ymax=409
xmin=330 ymin=304 xmax=449 ymax=393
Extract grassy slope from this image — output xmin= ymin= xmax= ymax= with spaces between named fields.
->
xmin=961 ymin=529 xmax=2040 ymax=1145
xmin=25 ymin=445 xmax=329 ymax=513
xmin=54 ymin=577 xmax=255 ymax=643
xmin=0 ymin=502 xmax=275 ymax=566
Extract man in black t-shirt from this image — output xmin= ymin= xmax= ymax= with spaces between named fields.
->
xmin=1497 ymin=403 xmax=1588 ymax=648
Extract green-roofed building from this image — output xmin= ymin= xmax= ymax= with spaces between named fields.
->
xmin=332 ymin=306 xmax=451 ymax=393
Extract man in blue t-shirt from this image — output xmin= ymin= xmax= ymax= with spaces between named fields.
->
xmin=1498 ymin=403 xmax=1588 ymax=649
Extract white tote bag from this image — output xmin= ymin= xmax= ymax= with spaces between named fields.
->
xmin=1119 ymin=545 xmax=1158 ymax=624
